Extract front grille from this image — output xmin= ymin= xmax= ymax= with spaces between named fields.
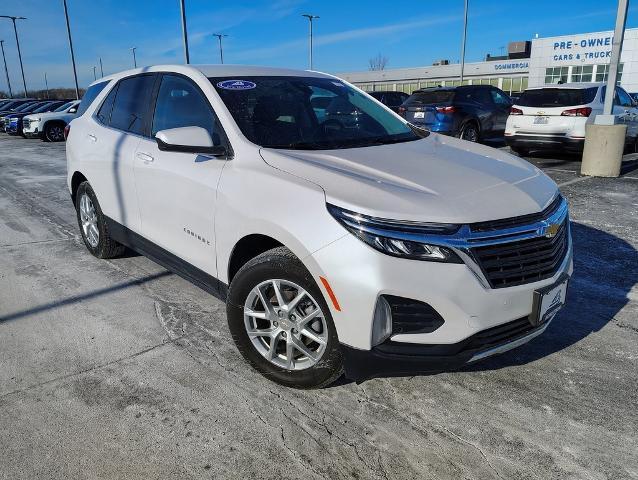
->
xmin=23 ymin=119 xmax=30 ymax=128
xmin=470 ymin=195 xmax=562 ymax=232
xmin=462 ymin=316 xmax=536 ymax=352
xmin=471 ymin=219 xmax=568 ymax=288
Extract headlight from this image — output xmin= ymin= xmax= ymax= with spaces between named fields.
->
xmin=327 ymin=204 xmax=462 ymax=263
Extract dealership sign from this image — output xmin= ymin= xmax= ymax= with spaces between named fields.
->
xmin=551 ymin=35 xmax=613 ymax=61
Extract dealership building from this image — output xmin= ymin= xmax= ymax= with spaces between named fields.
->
xmin=338 ymin=28 xmax=638 ymax=95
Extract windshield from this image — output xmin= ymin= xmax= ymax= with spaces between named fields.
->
xmin=517 ymin=88 xmax=598 ymax=107
xmin=13 ymin=102 xmax=36 ymax=112
xmin=33 ymin=102 xmax=57 ymax=113
xmin=406 ymin=90 xmax=455 ymax=105
xmin=210 ymin=76 xmax=423 ymax=150
xmin=54 ymin=101 xmax=74 ymax=112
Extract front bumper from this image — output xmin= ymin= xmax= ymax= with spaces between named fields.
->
xmin=342 ymin=312 xmax=556 ymax=381
xmin=505 ymin=133 xmax=584 ymax=152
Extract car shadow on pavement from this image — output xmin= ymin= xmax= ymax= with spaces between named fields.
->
xmin=464 ymin=221 xmax=638 ymax=372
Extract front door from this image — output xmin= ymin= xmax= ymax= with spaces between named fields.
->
xmin=134 ymin=73 xmax=228 ymax=275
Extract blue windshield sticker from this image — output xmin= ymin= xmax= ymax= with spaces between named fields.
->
xmin=217 ymin=79 xmax=257 ymax=90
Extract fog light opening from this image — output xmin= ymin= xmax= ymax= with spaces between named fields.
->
xmin=371 ymin=296 xmax=393 ymax=346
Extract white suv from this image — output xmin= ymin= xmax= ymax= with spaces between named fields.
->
xmin=505 ymin=82 xmax=638 ymax=155
xmin=23 ymin=100 xmax=80 ymax=141
xmin=66 ymin=65 xmax=572 ymax=388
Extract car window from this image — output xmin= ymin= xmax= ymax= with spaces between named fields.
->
xmin=33 ymin=102 xmax=58 ymax=113
xmin=518 ymin=88 xmax=597 ymax=107
xmin=152 ymin=74 xmax=219 ymax=142
xmin=406 ymin=90 xmax=455 ymax=105
xmin=384 ymin=93 xmax=406 ymax=107
xmin=96 ymin=84 xmax=119 ymax=126
xmin=75 ymin=80 xmax=109 ymax=117
xmin=109 ymin=75 xmax=156 ymax=136
xmin=616 ymin=87 xmax=634 ymax=107
xmin=490 ymin=89 xmax=510 ymax=106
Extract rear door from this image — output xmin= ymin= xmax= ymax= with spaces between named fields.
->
xmin=133 ymin=73 xmax=229 ymax=275
xmin=88 ymin=74 xmax=157 ymax=232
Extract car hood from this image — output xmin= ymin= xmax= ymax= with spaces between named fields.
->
xmin=259 ymin=133 xmax=558 ymax=224
xmin=24 ymin=111 xmax=74 ymax=121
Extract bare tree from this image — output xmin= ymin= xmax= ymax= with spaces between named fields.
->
xmin=368 ymin=53 xmax=388 ymax=71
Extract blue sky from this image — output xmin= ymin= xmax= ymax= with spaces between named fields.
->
xmin=0 ymin=0 xmax=636 ymax=90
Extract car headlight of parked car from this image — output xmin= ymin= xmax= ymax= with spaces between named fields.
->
xmin=327 ymin=204 xmax=462 ymax=263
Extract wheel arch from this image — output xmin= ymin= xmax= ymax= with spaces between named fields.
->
xmin=227 ymin=234 xmax=285 ymax=283
xmin=42 ymin=119 xmax=67 ymax=139
xmin=70 ymin=171 xmax=88 ymax=205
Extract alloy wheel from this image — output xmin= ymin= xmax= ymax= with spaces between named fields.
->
xmin=461 ymin=124 xmax=479 ymax=142
xmin=243 ymin=279 xmax=328 ymax=371
xmin=47 ymin=125 xmax=64 ymax=142
xmin=79 ymin=193 xmax=99 ymax=248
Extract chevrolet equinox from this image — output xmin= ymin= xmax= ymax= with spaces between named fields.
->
xmin=66 ymin=65 xmax=572 ymax=388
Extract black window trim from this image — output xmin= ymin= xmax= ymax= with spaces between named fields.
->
xmin=149 ymin=71 xmax=234 ymax=158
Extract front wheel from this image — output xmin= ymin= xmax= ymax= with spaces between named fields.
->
xmin=44 ymin=122 xmax=65 ymax=142
xmin=226 ymin=247 xmax=343 ymax=388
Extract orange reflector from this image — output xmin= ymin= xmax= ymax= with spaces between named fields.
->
xmin=319 ymin=276 xmax=341 ymax=312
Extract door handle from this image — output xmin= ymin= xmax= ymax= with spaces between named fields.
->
xmin=87 ymin=134 xmax=97 ymax=142
xmin=136 ymin=152 xmax=154 ymax=164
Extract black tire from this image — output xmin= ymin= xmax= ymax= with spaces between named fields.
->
xmin=75 ymin=181 xmax=125 ymax=259
xmin=459 ymin=121 xmax=480 ymax=142
xmin=43 ymin=122 xmax=66 ymax=142
xmin=226 ymin=247 xmax=343 ymax=389
xmin=510 ymin=146 xmax=530 ymax=157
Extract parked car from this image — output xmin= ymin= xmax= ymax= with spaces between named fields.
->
xmin=67 ymin=66 xmax=571 ymax=387
xmin=6 ymin=100 xmax=68 ymax=136
xmin=367 ymin=91 xmax=409 ymax=113
xmin=398 ymin=85 xmax=512 ymax=142
xmin=1 ymin=100 xmax=42 ymax=130
xmin=629 ymin=92 xmax=638 ymax=103
xmin=0 ymin=98 xmax=36 ymax=116
xmin=505 ymin=82 xmax=638 ymax=155
xmin=23 ymin=100 xmax=80 ymax=141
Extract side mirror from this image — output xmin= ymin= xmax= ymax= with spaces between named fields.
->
xmin=68 ymin=107 xmax=77 ymax=114
xmin=155 ymin=126 xmax=227 ymax=156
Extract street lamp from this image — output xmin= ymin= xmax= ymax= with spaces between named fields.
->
xmin=92 ymin=66 xmax=97 ymax=81
xmin=301 ymin=14 xmax=319 ymax=70
xmin=0 ymin=40 xmax=12 ymax=98
xmin=61 ymin=0 xmax=80 ymax=100
xmin=44 ymin=72 xmax=49 ymax=98
xmin=0 ymin=15 xmax=27 ymax=97
xmin=459 ymin=0 xmax=468 ymax=83
xmin=130 ymin=47 xmax=137 ymax=68
xmin=179 ymin=0 xmax=190 ymax=64
xmin=212 ymin=34 xmax=227 ymax=64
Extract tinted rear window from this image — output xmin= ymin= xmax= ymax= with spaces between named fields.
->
xmin=75 ymin=80 xmax=109 ymax=117
xmin=406 ymin=91 xmax=455 ymax=105
xmin=109 ymin=75 xmax=156 ymax=135
xmin=517 ymin=88 xmax=598 ymax=107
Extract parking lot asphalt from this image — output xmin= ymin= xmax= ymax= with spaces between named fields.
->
xmin=0 ymin=134 xmax=636 ymax=480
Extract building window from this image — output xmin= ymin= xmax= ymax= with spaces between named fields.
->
xmin=545 ymin=66 xmax=569 ymax=84
xmin=595 ymin=63 xmax=623 ymax=82
xmin=571 ymin=65 xmax=593 ymax=82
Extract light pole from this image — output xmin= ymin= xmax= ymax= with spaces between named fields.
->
xmin=0 ymin=40 xmax=12 ymax=98
xmin=301 ymin=14 xmax=319 ymax=70
xmin=212 ymin=33 xmax=227 ymax=64
xmin=61 ymin=0 xmax=80 ymax=100
xmin=459 ymin=0 xmax=468 ymax=83
xmin=130 ymin=47 xmax=137 ymax=68
xmin=92 ymin=66 xmax=97 ymax=81
xmin=44 ymin=72 xmax=49 ymax=98
xmin=99 ymin=57 xmax=103 ymax=77
xmin=0 ymin=16 xmax=27 ymax=97
xmin=179 ymin=0 xmax=190 ymax=64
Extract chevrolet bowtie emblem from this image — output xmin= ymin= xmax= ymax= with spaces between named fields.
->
xmin=544 ymin=223 xmax=560 ymax=238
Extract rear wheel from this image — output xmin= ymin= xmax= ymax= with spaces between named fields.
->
xmin=75 ymin=181 xmax=125 ymax=259
xmin=460 ymin=122 xmax=480 ymax=142
xmin=226 ymin=247 xmax=343 ymax=388
xmin=44 ymin=122 xmax=65 ymax=142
